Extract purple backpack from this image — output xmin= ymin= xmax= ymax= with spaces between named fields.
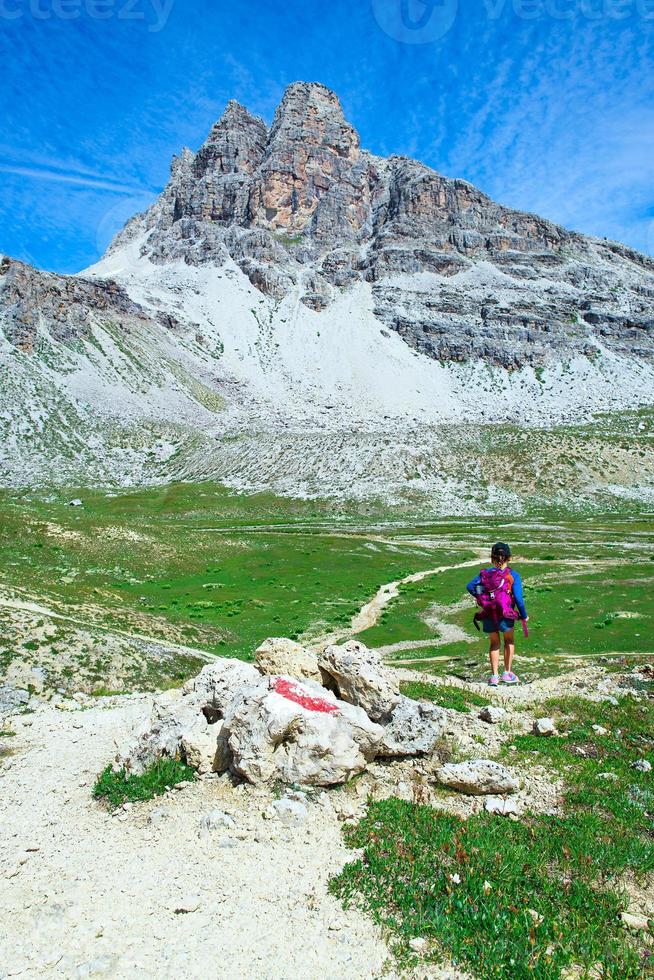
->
xmin=475 ymin=567 xmax=516 ymax=623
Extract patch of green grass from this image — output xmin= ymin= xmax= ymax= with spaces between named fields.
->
xmin=400 ymin=680 xmax=490 ymax=713
xmin=332 ymin=799 xmax=647 ymax=978
xmin=93 ymin=758 xmax=196 ymax=808
xmin=503 ymin=694 xmax=654 ymax=849
xmin=332 ymin=693 xmax=654 ymax=977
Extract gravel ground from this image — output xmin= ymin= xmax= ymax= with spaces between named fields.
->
xmin=0 ymin=697 xmax=394 ymax=980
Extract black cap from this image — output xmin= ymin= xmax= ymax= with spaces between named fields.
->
xmin=491 ymin=541 xmax=511 ymax=560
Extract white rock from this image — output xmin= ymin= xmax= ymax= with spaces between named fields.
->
xmin=318 ymin=640 xmax=399 ymax=722
xmin=597 ymin=772 xmax=619 ymax=781
xmin=115 ymin=660 xmax=260 ymax=774
xmin=631 ymin=759 xmax=652 ymax=773
xmin=479 ymin=706 xmax=506 ymax=725
xmin=435 ymin=759 xmax=519 ymax=795
xmin=484 ymin=796 xmax=519 ymax=816
xmin=255 ymin=637 xmax=323 ymax=684
xmin=181 ymin=721 xmax=222 ymax=773
xmin=183 ymin=659 xmax=260 ymax=717
xmin=199 ymin=809 xmax=235 ymax=832
xmin=114 ymin=689 xmax=203 ymax=774
xmin=592 ymin=724 xmax=609 ymax=735
xmin=271 ymin=798 xmax=308 ymax=825
xmin=408 ymin=937 xmax=427 ymax=952
xmin=620 ymin=911 xmax=650 ymax=932
xmin=225 ymin=675 xmax=383 ymax=786
xmin=378 ymin=696 xmax=446 ymax=756
xmin=532 ymin=717 xmax=556 ymax=736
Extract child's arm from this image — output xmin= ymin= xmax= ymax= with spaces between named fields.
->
xmin=466 ymin=572 xmax=481 ymax=598
xmin=511 ymin=569 xmax=528 ymax=619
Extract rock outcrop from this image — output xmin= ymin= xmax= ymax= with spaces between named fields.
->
xmin=114 ymin=642 xmax=444 ymax=785
xmin=0 ymin=256 xmax=159 ymax=352
xmin=254 ymin=637 xmax=323 ymax=685
xmin=223 ymin=675 xmax=383 ymax=786
xmin=319 ymin=640 xmax=400 ymax=722
xmin=106 ymin=81 xmax=654 ymax=369
xmin=378 ymin=696 xmax=446 ymax=757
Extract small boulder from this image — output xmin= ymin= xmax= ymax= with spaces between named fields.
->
xmin=435 ymin=759 xmax=519 ymax=795
xmin=270 ymin=798 xmax=308 ymax=825
xmin=484 ymin=795 xmax=519 ymax=816
xmin=319 ymin=640 xmax=399 ymax=722
xmin=255 ymin=637 xmax=322 ymax=684
xmin=115 ymin=660 xmax=261 ymax=775
xmin=378 ymin=696 xmax=446 ymax=756
xmin=532 ymin=717 xmax=556 ymax=737
xmin=631 ymin=759 xmax=652 ymax=773
xmin=183 ymin=659 xmax=260 ymax=719
xmin=225 ymin=675 xmax=384 ymax=786
xmin=180 ymin=721 xmax=222 ymax=773
xmin=199 ymin=809 xmax=235 ymax=832
xmin=620 ymin=911 xmax=650 ymax=932
xmin=114 ymin=689 xmax=203 ymax=775
xmin=479 ymin=705 xmax=506 ymax=725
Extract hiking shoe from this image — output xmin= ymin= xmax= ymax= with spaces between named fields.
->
xmin=501 ymin=671 xmax=519 ymax=684
xmin=488 ymin=674 xmax=499 ymax=687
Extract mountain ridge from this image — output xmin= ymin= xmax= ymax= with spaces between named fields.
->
xmin=105 ymin=80 xmax=654 ymax=369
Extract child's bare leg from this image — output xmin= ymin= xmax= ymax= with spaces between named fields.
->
xmin=503 ymin=630 xmax=515 ymax=673
xmin=488 ymin=632 xmax=500 ymax=676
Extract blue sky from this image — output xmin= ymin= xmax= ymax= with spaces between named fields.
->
xmin=1 ymin=0 xmax=653 ymax=273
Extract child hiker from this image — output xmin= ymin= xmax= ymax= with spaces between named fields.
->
xmin=466 ymin=542 xmax=528 ymax=687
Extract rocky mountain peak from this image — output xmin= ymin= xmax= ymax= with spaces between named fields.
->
xmin=195 ymin=100 xmax=268 ymax=178
xmin=267 ymin=81 xmax=359 ymax=161
xmin=250 ymin=82 xmax=363 ymax=236
xmin=104 ymin=81 xmax=654 ymax=367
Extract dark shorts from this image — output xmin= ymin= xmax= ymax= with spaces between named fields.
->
xmin=482 ymin=618 xmax=516 ymax=634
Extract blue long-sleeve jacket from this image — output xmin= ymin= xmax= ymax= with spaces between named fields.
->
xmin=466 ymin=567 xmax=528 ymax=620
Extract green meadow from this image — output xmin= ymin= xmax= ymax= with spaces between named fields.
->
xmin=0 ymin=482 xmax=652 ymax=692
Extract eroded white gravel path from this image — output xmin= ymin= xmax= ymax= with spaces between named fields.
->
xmin=0 ymin=698 xmax=391 ymax=980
